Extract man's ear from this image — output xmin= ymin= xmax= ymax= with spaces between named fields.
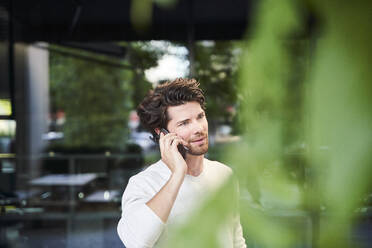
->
xmin=154 ymin=128 xmax=160 ymax=135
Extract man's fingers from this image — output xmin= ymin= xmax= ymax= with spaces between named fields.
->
xmin=173 ymin=137 xmax=188 ymax=147
xmin=159 ymin=132 xmax=188 ymax=156
xmin=169 ymin=134 xmax=179 ymax=145
xmin=159 ymin=132 xmax=165 ymax=153
xmin=171 ymin=136 xmax=187 ymax=148
xmin=181 ymin=139 xmax=188 ymax=147
xmin=163 ymin=135 xmax=185 ymax=151
xmin=160 ymin=133 xmax=178 ymax=150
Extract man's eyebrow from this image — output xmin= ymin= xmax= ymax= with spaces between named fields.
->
xmin=176 ymin=111 xmax=205 ymax=124
xmin=176 ymin=118 xmax=190 ymax=125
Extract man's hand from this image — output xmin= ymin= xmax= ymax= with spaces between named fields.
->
xmin=145 ymin=132 xmax=189 ymax=223
xmin=159 ymin=132 xmax=188 ymax=176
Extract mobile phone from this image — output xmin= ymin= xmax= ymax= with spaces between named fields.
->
xmin=160 ymin=128 xmax=189 ymax=159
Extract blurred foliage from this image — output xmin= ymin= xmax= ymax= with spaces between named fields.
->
xmin=153 ymin=0 xmax=372 ymax=247
xmin=305 ymin=0 xmax=372 ymax=246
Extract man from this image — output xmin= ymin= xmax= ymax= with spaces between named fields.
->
xmin=117 ymin=78 xmax=246 ymax=248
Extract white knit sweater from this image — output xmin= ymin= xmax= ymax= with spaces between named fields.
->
xmin=117 ymin=158 xmax=246 ymax=248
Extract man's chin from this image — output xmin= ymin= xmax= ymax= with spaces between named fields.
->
xmin=188 ymin=145 xmax=209 ymax=156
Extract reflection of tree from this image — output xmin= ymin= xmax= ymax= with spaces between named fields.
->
xmin=193 ymin=41 xmax=241 ymax=133
xmin=125 ymin=42 xmax=164 ymax=107
xmin=50 ymin=52 xmax=131 ymax=149
xmin=49 ymin=43 xmax=162 ymax=149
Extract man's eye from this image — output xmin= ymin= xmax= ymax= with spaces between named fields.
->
xmin=198 ymin=113 xmax=205 ymax=119
xmin=179 ymin=122 xmax=188 ymax=126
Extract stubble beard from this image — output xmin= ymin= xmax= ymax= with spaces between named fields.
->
xmin=187 ymin=136 xmax=209 ymax=156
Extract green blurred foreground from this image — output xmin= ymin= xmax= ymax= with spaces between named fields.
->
xmin=155 ymin=0 xmax=372 ymax=247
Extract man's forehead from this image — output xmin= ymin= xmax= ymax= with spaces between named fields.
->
xmin=167 ymin=102 xmax=204 ymax=121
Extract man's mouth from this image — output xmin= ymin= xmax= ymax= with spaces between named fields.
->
xmin=190 ymin=136 xmax=206 ymax=145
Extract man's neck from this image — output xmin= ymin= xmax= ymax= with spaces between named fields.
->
xmin=185 ymin=154 xmax=204 ymax=177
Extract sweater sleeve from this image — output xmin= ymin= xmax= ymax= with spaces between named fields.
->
xmin=233 ymin=214 xmax=247 ymax=248
xmin=117 ymin=175 xmax=166 ymax=248
xmin=232 ymin=176 xmax=247 ymax=248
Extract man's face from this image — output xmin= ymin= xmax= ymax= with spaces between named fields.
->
xmin=166 ymin=101 xmax=209 ymax=156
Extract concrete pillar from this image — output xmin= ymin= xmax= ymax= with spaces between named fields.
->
xmin=14 ymin=43 xmax=49 ymax=183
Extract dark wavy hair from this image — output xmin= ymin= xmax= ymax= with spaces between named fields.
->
xmin=137 ymin=78 xmax=205 ymax=143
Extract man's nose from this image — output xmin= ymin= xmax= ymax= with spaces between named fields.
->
xmin=191 ymin=121 xmax=204 ymax=134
